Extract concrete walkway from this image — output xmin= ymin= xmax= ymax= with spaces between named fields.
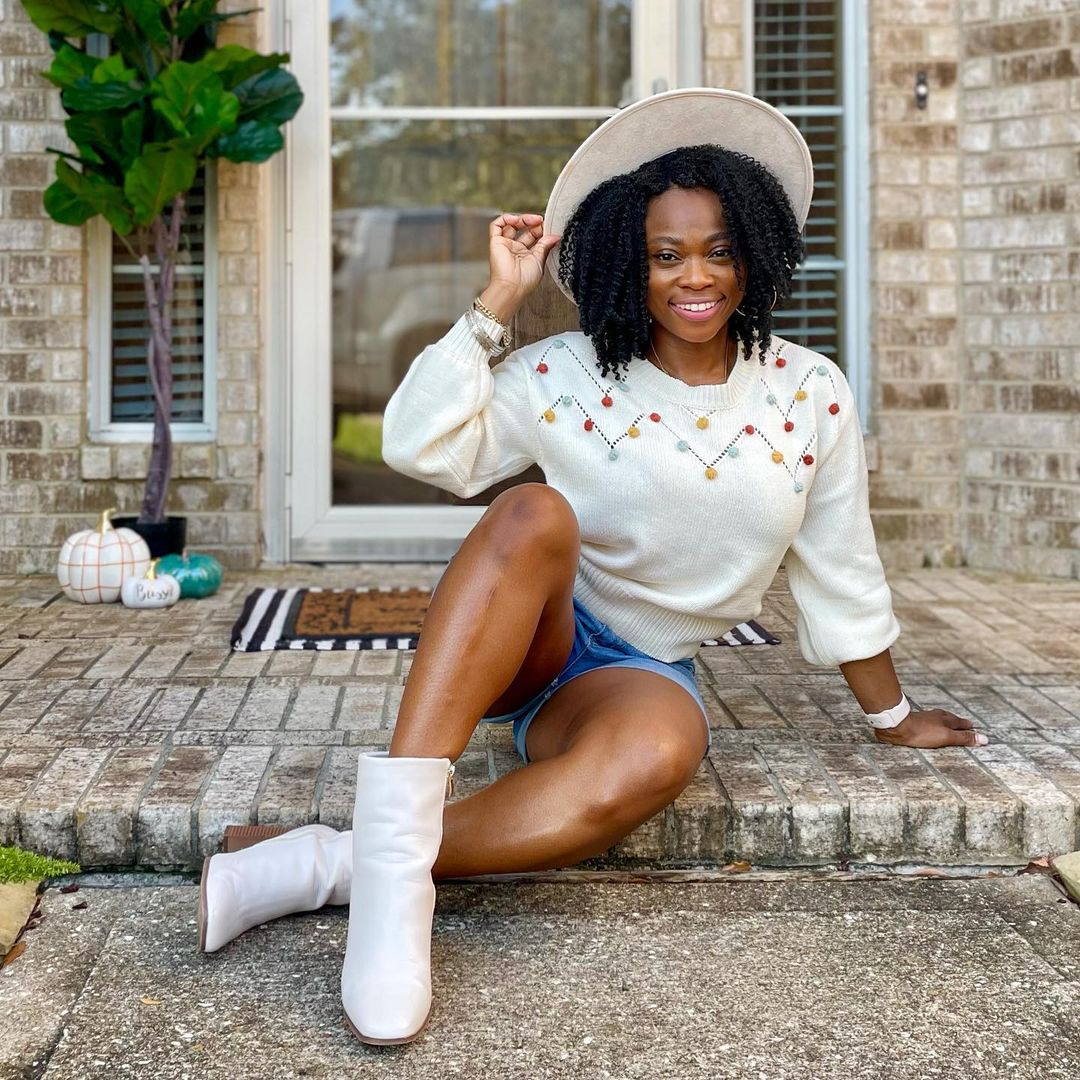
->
xmin=1 ymin=566 xmax=1079 ymax=869
xmin=2 ymin=874 xmax=1078 ymax=1078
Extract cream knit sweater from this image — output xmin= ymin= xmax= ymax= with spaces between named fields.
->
xmin=382 ymin=310 xmax=901 ymax=666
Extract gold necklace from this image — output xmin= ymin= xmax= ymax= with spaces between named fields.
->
xmin=649 ymin=333 xmax=735 ymax=386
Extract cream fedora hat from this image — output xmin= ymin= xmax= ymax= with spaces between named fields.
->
xmin=542 ymin=87 xmax=814 ymax=304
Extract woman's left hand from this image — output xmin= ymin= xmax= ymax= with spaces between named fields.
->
xmin=874 ymin=709 xmax=988 ymax=749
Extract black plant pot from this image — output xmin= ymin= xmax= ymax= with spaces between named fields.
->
xmin=112 ymin=515 xmax=188 ymax=559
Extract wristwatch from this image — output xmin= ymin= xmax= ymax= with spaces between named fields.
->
xmin=863 ymin=691 xmax=911 ymax=729
xmin=470 ymin=297 xmax=512 ymax=353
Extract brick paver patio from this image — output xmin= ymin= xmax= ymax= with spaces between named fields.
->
xmin=1 ymin=566 xmax=1078 ymax=871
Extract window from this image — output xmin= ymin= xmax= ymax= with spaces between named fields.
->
xmin=83 ymin=30 xmax=217 ymax=441
xmin=748 ymin=0 xmax=868 ymax=402
xmin=89 ymin=161 xmax=218 ymax=442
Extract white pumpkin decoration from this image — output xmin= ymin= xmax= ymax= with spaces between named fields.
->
xmin=57 ymin=507 xmax=152 ymax=604
xmin=120 ymin=559 xmax=181 ymax=610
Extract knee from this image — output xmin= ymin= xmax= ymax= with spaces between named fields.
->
xmin=585 ymin=730 xmax=702 ymax=824
xmin=484 ymin=483 xmax=580 ymax=560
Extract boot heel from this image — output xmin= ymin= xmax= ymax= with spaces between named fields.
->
xmin=222 ymin=823 xmax=292 ymax=853
xmin=199 ymin=824 xmax=353 ymax=953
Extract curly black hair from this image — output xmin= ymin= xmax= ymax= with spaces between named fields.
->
xmin=556 ymin=144 xmax=806 ymax=381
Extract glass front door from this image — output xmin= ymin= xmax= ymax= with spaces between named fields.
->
xmin=284 ymin=1 xmax=696 ymax=560
xmin=328 ymin=0 xmax=631 ymax=508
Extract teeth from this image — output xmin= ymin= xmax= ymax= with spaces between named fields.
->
xmin=675 ymin=301 xmax=717 ymax=312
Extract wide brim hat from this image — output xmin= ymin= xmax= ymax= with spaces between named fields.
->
xmin=542 ymin=87 xmax=814 ymax=305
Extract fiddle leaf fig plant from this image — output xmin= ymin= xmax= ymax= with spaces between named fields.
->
xmin=23 ymin=0 xmax=304 ymax=523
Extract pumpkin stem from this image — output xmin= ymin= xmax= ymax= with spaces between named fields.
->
xmin=96 ymin=507 xmax=118 ymax=535
xmin=146 ymin=558 xmax=160 ymax=581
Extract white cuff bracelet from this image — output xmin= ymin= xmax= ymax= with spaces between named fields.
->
xmin=864 ymin=691 xmax=911 ymax=729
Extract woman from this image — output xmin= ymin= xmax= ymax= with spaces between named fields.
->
xmin=200 ymin=89 xmax=986 ymax=1045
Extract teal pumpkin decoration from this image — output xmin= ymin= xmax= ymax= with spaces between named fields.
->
xmin=156 ymin=549 xmax=224 ymax=599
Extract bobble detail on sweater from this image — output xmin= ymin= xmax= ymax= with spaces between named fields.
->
xmin=533 ymin=338 xmax=838 ymax=493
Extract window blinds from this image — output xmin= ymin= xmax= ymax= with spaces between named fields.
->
xmin=752 ymin=1 xmax=844 ymax=369
xmin=109 ymin=168 xmax=210 ymax=423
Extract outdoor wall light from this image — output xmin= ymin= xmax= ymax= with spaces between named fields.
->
xmin=914 ymin=70 xmax=929 ymax=110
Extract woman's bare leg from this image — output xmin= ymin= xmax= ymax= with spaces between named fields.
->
xmin=384 ymin=481 xmax=705 ymax=876
xmin=431 ymin=668 xmax=708 ymax=879
xmin=389 ymin=482 xmax=580 ymax=760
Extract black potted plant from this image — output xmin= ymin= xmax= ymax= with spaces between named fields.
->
xmin=24 ymin=0 xmax=303 ymax=556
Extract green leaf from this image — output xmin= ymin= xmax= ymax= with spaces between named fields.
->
xmin=65 ymin=111 xmax=125 ymax=164
xmin=176 ymin=1 xmax=259 ymax=40
xmin=91 ymin=52 xmax=137 ymax=85
xmin=46 ymin=158 xmax=134 ymax=234
xmin=0 ymin=844 xmax=80 ymax=885
xmin=42 ymin=42 xmax=98 ymax=90
xmin=233 ymin=68 xmax=303 ymax=126
xmin=44 ymin=177 xmax=98 ymax=225
xmin=151 ymin=61 xmax=239 ymax=149
xmin=21 ymin=0 xmax=122 ymax=36
xmin=124 ymin=143 xmax=196 ymax=225
xmin=113 ymin=23 xmax=161 ymax=82
xmin=121 ymin=109 xmax=145 ymax=168
xmin=202 ymin=45 xmax=289 ymax=91
xmin=120 ymin=0 xmax=171 ymax=48
xmin=62 ymin=77 xmax=147 ymax=111
xmin=46 ymin=145 xmax=104 ymax=170
xmin=175 ymin=0 xmax=216 ymax=39
xmin=209 ymin=118 xmax=282 ymax=163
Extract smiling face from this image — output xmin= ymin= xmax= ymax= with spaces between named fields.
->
xmin=644 ymin=186 xmax=746 ymax=345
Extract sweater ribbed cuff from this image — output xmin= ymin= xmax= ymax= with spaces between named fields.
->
xmin=436 ymin=310 xmax=507 ymax=365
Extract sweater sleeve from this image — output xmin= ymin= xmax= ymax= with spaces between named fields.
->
xmin=380 ymin=312 xmax=541 ymax=500
xmin=783 ymin=367 xmax=901 ymax=667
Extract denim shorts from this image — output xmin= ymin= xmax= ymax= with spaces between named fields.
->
xmin=480 ymin=596 xmax=711 ymax=764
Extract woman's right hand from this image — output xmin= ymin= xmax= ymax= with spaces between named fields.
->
xmin=480 ymin=212 xmax=561 ymax=322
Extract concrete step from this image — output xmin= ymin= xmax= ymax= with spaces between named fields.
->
xmin=1 ymin=735 xmax=1078 ymax=871
xmin=2 ymin=567 xmax=1079 ymax=871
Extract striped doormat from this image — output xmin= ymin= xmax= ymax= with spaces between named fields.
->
xmin=230 ymin=586 xmax=780 ymax=652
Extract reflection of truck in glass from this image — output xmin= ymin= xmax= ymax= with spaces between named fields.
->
xmin=332 ymin=206 xmax=496 ymax=415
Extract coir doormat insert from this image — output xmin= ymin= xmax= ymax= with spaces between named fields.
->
xmin=230 ymin=586 xmax=780 ymax=652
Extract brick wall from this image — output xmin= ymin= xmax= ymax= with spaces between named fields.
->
xmin=0 ymin=1 xmax=262 ymax=574
xmin=704 ymin=0 xmax=747 ymax=91
xmin=3 ymin=2 xmax=1076 ymax=578
xmin=705 ymin=0 xmax=1078 ymax=579
xmin=868 ymin=0 xmax=965 ymax=571
xmin=958 ymin=0 xmax=1079 ymax=578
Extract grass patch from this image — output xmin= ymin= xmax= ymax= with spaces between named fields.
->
xmin=333 ymin=412 xmax=385 ymax=465
xmin=0 ymin=845 xmax=80 ymax=884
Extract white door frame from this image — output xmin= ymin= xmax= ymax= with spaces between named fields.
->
xmin=263 ymin=0 xmax=702 ymax=563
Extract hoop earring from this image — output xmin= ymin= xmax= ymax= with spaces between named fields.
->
xmin=736 ymin=286 xmax=778 ymax=316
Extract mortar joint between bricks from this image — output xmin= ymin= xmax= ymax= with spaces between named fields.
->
xmin=711 ymin=686 xmax=742 ymax=728
xmin=804 ymin=742 xmax=854 ymax=807
xmin=106 ymin=742 xmax=172 ymax=852
xmin=328 ymin=683 xmax=346 ymax=727
xmin=189 ymin=745 xmax=228 ymax=864
xmin=310 ymin=742 xmax=338 ymax=824
xmin=276 ymin=683 xmax=301 ymax=732
xmin=129 ymin=742 xmax=181 ymax=859
xmin=224 ymin=678 xmax=257 ymax=732
xmin=249 ymin=743 xmax=281 ymax=821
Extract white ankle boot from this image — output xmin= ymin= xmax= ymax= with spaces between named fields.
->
xmin=341 ymin=750 xmax=455 ymax=1045
xmin=198 ymin=824 xmax=352 ymax=953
